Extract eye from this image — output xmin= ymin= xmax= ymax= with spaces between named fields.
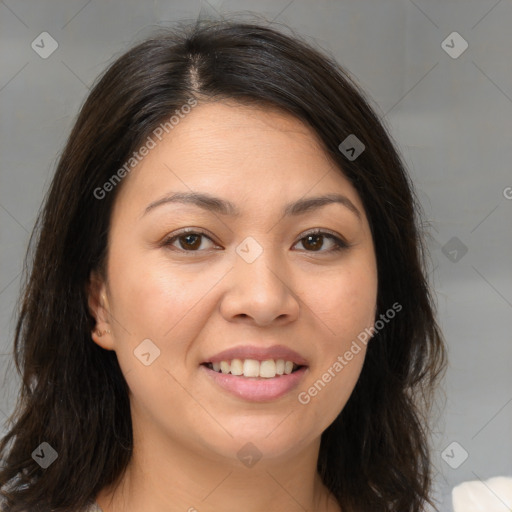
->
xmin=161 ymin=228 xmax=349 ymax=254
xmin=161 ymin=229 xmax=219 ymax=252
xmin=293 ymin=229 xmax=349 ymax=253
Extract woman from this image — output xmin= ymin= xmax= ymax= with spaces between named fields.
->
xmin=0 ymin=18 xmax=446 ymax=512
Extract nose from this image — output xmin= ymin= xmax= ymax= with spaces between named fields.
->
xmin=219 ymin=249 xmax=300 ymax=327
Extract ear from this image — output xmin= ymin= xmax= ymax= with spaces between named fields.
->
xmin=87 ymin=269 xmax=114 ymax=350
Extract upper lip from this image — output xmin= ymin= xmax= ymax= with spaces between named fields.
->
xmin=203 ymin=345 xmax=309 ymax=366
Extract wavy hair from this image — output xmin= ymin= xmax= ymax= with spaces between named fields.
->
xmin=0 ymin=17 xmax=446 ymax=512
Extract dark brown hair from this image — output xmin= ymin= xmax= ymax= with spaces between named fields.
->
xmin=0 ymin=17 xmax=446 ymax=512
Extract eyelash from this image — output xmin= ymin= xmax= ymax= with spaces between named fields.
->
xmin=161 ymin=228 xmax=349 ymax=254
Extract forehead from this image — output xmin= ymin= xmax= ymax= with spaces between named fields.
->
xmin=161 ymin=100 xmax=331 ymax=164
xmin=112 ymin=100 xmax=363 ymax=217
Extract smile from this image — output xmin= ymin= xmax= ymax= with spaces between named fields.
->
xmin=202 ymin=358 xmax=304 ymax=378
xmin=200 ymin=361 xmax=308 ymax=402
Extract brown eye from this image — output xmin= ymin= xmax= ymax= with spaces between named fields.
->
xmin=162 ymin=230 xmax=217 ymax=252
xmin=301 ymin=234 xmax=324 ymax=251
xmin=294 ymin=230 xmax=348 ymax=253
xmin=177 ymin=233 xmax=202 ymax=250
xmin=162 ymin=229 xmax=348 ymax=254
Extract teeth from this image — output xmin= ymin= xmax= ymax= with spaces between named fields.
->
xmin=243 ymin=359 xmax=260 ymax=378
xmin=230 ymin=358 xmax=243 ymax=376
xmin=208 ymin=358 xmax=300 ymax=378
xmin=259 ymin=359 xmax=276 ymax=378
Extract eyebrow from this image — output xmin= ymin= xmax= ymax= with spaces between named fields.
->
xmin=143 ymin=191 xmax=361 ymax=220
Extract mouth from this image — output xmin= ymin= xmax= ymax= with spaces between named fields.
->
xmin=201 ymin=359 xmax=306 ymax=379
xmin=200 ymin=345 xmax=309 ymax=401
xmin=200 ymin=362 xmax=308 ymax=402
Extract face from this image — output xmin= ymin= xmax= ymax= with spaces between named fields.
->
xmin=89 ymin=100 xmax=378 ymax=466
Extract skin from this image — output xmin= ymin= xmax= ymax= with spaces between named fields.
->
xmin=88 ymin=100 xmax=378 ymax=512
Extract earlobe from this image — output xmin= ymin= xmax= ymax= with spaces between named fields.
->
xmin=92 ymin=327 xmax=113 ymax=350
xmin=91 ymin=327 xmax=114 ymax=350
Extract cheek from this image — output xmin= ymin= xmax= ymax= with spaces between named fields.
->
xmin=107 ymin=244 xmax=220 ymax=339
xmin=298 ymin=255 xmax=376 ymax=416
xmin=310 ymin=262 xmax=377 ymax=350
xmin=105 ymin=253 xmax=216 ymax=409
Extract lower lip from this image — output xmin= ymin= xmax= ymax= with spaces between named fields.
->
xmin=200 ymin=365 xmax=308 ymax=402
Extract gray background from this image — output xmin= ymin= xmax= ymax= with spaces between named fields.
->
xmin=1 ymin=1 xmax=511 ymax=511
